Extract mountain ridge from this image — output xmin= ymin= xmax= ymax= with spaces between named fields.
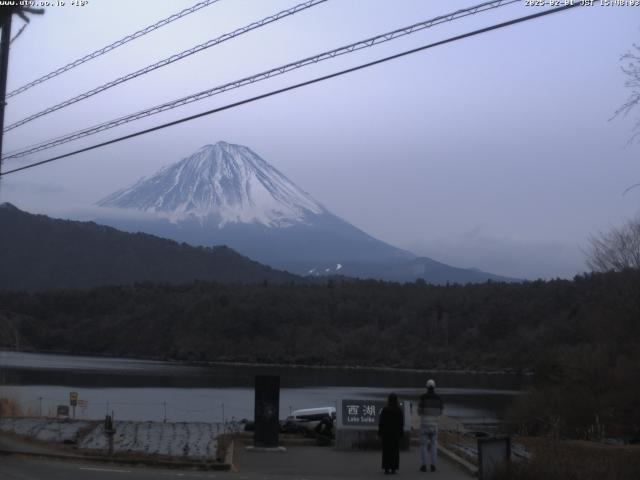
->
xmin=0 ymin=203 xmax=299 ymax=291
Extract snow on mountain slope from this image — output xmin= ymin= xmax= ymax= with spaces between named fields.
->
xmin=94 ymin=141 xmax=517 ymax=283
xmin=98 ymin=141 xmax=326 ymax=227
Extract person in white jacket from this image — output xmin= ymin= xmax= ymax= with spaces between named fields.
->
xmin=418 ymin=379 xmax=443 ymax=472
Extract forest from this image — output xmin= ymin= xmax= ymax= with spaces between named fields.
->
xmin=1 ymin=270 xmax=637 ymax=368
xmin=1 ymin=269 xmax=638 ymax=438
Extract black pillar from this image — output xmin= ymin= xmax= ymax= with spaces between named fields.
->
xmin=254 ymin=374 xmax=280 ymax=447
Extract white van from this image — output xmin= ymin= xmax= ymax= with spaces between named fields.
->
xmin=285 ymin=406 xmax=336 ymax=433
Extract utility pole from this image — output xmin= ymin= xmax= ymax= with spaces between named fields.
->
xmin=0 ymin=6 xmax=44 ymax=178
xmin=0 ymin=9 xmax=12 ymax=173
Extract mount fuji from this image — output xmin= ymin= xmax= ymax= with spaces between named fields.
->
xmin=96 ymin=142 xmax=516 ymax=283
xmin=99 ymin=141 xmax=327 ymax=228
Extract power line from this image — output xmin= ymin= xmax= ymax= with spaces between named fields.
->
xmin=5 ymin=0 xmax=222 ymax=99
xmin=3 ymin=0 xmax=327 ymax=133
xmin=0 ymin=3 xmax=581 ymax=178
xmin=2 ymin=0 xmax=520 ymax=160
xmin=10 ymin=22 xmax=27 ymax=44
xmin=0 ymin=6 xmax=43 ymax=180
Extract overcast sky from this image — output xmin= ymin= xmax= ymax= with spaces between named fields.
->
xmin=0 ymin=0 xmax=638 ymax=279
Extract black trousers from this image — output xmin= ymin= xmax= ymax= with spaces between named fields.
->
xmin=381 ymin=435 xmax=400 ymax=470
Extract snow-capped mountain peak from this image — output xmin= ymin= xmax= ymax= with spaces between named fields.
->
xmin=94 ymin=142 xmax=515 ymax=284
xmin=97 ymin=141 xmax=326 ymax=227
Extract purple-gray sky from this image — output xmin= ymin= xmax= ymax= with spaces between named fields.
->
xmin=1 ymin=0 xmax=638 ymax=279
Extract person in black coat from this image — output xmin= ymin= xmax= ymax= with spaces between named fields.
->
xmin=378 ymin=392 xmax=404 ymax=474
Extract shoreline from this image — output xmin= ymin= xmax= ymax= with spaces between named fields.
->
xmin=0 ymin=349 xmax=533 ymax=376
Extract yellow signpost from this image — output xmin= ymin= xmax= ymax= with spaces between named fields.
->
xmin=69 ymin=391 xmax=78 ymax=419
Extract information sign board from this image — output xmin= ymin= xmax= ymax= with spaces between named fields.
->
xmin=341 ymin=399 xmax=385 ymax=428
xmin=337 ymin=398 xmax=411 ymax=431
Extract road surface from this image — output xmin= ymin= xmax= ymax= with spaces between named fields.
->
xmin=0 ymin=446 xmax=472 ymax=479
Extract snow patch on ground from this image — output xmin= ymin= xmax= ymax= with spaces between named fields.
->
xmin=0 ymin=417 xmax=90 ymax=443
xmin=79 ymin=421 xmax=220 ymax=459
xmin=0 ymin=418 xmax=228 ymax=461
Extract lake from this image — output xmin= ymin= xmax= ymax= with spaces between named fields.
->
xmin=0 ymin=351 xmax=529 ymax=424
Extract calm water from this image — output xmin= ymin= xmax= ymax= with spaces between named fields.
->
xmin=0 ymin=351 xmax=529 ymax=423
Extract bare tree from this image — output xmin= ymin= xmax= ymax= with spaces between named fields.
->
xmin=614 ymin=43 xmax=640 ymax=143
xmin=586 ymin=216 xmax=640 ymax=272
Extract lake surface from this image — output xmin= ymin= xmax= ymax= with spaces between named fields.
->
xmin=0 ymin=351 xmax=529 ymax=424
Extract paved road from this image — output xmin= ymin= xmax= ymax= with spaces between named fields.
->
xmin=235 ymin=445 xmax=471 ymax=479
xmin=0 ymin=455 xmax=219 ymax=479
xmin=0 ymin=446 xmax=471 ymax=480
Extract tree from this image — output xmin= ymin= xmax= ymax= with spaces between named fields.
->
xmin=586 ymin=216 xmax=640 ymax=272
xmin=614 ymin=43 xmax=640 ymax=143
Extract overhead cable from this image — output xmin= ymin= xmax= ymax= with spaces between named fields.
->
xmin=10 ymin=23 xmax=27 ymax=44
xmin=6 ymin=0 xmax=222 ymax=99
xmin=3 ymin=0 xmax=519 ymax=158
xmin=3 ymin=0 xmax=327 ymax=133
xmin=0 ymin=3 xmax=581 ymax=177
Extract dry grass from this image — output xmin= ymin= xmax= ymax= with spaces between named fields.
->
xmin=495 ymin=439 xmax=640 ymax=480
xmin=0 ymin=395 xmax=23 ymax=417
xmin=438 ymin=430 xmax=479 ymax=466
xmin=439 ymin=430 xmax=640 ymax=480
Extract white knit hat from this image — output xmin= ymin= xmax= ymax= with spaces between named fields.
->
xmin=426 ymin=379 xmax=436 ymax=389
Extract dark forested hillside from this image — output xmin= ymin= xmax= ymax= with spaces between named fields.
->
xmin=0 ymin=203 xmax=298 ymax=290
xmin=1 ymin=269 xmax=638 ymax=372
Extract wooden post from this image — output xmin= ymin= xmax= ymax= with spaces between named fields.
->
xmin=0 ymin=10 xmax=12 ymax=174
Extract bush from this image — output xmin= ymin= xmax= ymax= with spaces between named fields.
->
xmin=495 ymin=441 xmax=640 ymax=480
xmin=507 ymin=344 xmax=640 ymax=440
xmin=0 ymin=395 xmax=23 ymax=417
